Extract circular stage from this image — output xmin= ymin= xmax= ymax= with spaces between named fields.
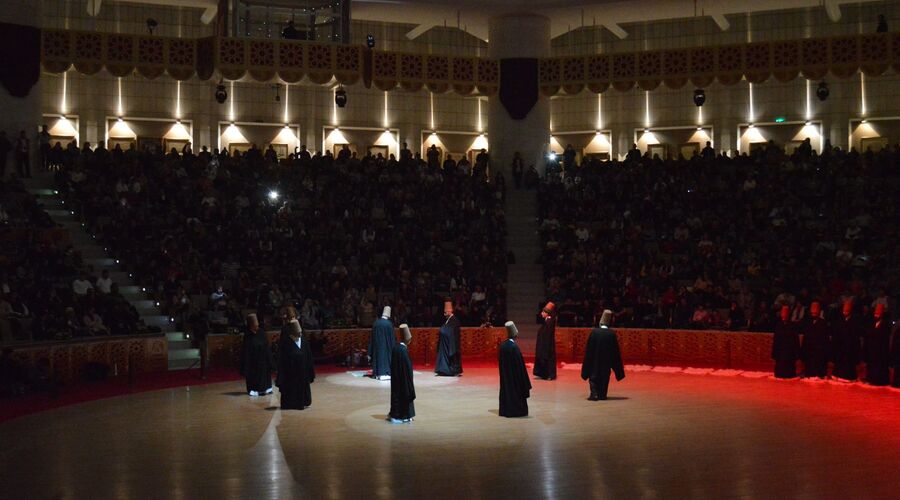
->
xmin=1 ymin=365 xmax=898 ymax=499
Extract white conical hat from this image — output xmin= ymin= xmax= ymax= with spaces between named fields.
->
xmin=382 ymin=306 xmax=392 ymax=318
xmin=504 ymin=321 xmax=518 ymax=339
xmin=400 ymin=323 xmax=412 ymax=343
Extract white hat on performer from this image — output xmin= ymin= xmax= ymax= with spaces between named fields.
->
xmin=246 ymin=313 xmax=259 ymax=326
xmin=504 ymin=321 xmax=519 ymax=339
xmin=599 ymin=310 xmax=613 ymax=327
xmin=382 ymin=306 xmax=392 ymax=318
xmin=400 ymin=323 xmax=412 ymax=343
xmin=287 ymin=319 xmax=302 ymax=335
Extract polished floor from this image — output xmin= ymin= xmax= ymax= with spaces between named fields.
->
xmin=1 ymin=364 xmax=898 ymax=500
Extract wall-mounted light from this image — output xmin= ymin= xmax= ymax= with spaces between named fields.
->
xmin=861 ymin=119 xmax=868 ymax=124
xmin=816 ymin=81 xmax=829 ymax=101
xmin=693 ymin=88 xmax=706 ymax=107
xmin=334 ymin=85 xmax=347 ymax=108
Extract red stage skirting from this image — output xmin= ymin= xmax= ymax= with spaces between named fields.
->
xmin=207 ymin=327 xmax=775 ymax=371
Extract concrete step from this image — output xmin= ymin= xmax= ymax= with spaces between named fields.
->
xmin=46 ymin=209 xmax=76 ymax=219
xmin=38 ymin=198 xmax=66 ymax=209
xmin=168 ymin=348 xmax=200 ymax=360
xmin=168 ymin=339 xmax=193 ymax=350
xmin=136 ymin=307 xmax=162 ymax=317
xmin=85 ymin=258 xmax=119 ymax=269
xmin=166 ymin=331 xmax=186 ymax=341
xmin=143 ymin=315 xmax=175 ymax=332
xmin=167 ymin=357 xmax=200 ymax=371
xmin=74 ymin=246 xmax=108 ymax=258
xmin=131 ymin=300 xmax=158 ymax=310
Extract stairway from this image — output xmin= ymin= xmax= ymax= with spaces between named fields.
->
xmin=504 ymin=188 xmax=545 ymax=355
xmin=23 ymin=173 xmax=199 ymax=370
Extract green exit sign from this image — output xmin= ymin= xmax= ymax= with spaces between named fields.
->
xmin=774 ymin=116 xmax=786 ymax=123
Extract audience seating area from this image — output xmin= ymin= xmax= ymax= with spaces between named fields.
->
xmin=54 ymin=142 xmax=508 ymax=333
xmin=1 ymin=177 xmax=141 ymax=343
xmin=537 ymin=142 xmax=899 ymax=329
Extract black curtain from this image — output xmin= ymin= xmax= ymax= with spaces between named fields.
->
xmin=0 ymin=23 xmax=41 ymax=98
xmin=499 ymin=58 xmax=538 ymax=120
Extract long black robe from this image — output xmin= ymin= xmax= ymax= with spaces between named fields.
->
xmin=533 ymin=316 xmax=557 ymax=380
xmin=498 ymin=339 xmax=531 ymax=417
xmin=389 ymin=342 xmax=416 ymax=420
xmin=892 ymin=326 xmax=900 ymax=389
xmin=800 ymin=317 xmax=829 ymax=378
xmin=864 ymin=316 xmax=891 ymax=386
xmin=240 ymin=329 xmax=274 ymax=394
xmin=275 ymin=324 xmax=294 ymax=387
xmin=369 ymin=317 xmax=395 ymax=378
xmin=832 ymin=316 xmax=861 ymax=381
xmin=581 ymin=327 xmax=625 ymax=399
xmin=435 ymin=315 xmax=462 ymax=376
xmin=279 ymin=337 xmax=315 ymax=409
xmin=771 ymin=320 xmax=799 ymax=378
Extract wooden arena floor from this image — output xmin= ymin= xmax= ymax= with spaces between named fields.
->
xmin=1 ymin=364 xmax=898 ymax=500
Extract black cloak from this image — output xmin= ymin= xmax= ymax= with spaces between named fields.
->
xmin=389 ymin=342 xmax=416 ymax=420
xmin=279 ymin=336 xmax=315 ymax=409
xmin=533 ymin=316 xmax=557 ymax=380
xmin=240 ymin=328 xmax=274 ymax=394
xmin=499 ymin=339 xmax=531 ymax=417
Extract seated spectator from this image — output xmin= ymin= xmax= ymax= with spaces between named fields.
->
xmin=95 ymin=270 xmax=113 ymax=294
xmin=72 ymin=275 xmax=94 ymax=297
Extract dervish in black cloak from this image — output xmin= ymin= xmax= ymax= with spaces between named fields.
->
xmin=369 ymin=306 xmax=395 ymax=380
xmin=279 ymin=319 xmax=315 ymax=410
xmin=240 ymin=313 xmax=274 ymax=396
xmin=772 ymin=306 xmax=800 ymax=379
xmin=832 ymin=301 xmax=861 ymax=381
xmin=800 ymin=302 xmax=829 ymax=378
xmin=435 ymin=300 xmax=462 ymax=376
xmin=581 ymin=310 xmax=626 ymax=401
xmin=864 ymin=304 xmax=891 ymax=386
xmin=533 ymin=301 xmax=558 ymax=380
xmin=389 ymin=324 xmax=416 ymax=423
xmin=499 ymin=321 xmax=531 ymax=417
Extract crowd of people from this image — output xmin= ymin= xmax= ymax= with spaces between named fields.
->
xmin=55 ymin=139 xmax=508 ymax=334
xmin=0 ymin=176 xmax=142 ymax=343
xmin=537 ymin=140 xmax=898 ymax=333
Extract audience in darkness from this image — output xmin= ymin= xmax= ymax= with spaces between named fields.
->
xmin=537 ymin=140 xmax=898 ymax=333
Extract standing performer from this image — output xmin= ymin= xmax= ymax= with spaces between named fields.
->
xmin=389 ymin=324 xmax=416 ymax=423
xmin=276 ymin=306 xmax=298 ymax=387
xmin=533 ymin=302 xmax=558 ymax=380
xmin=240 ymin=313 xmax=274 ymax=397
xmin=279 ymin=319 xmax=315 ymax=410
xmin=499 ymin=321 xmax=531 ymax=417
xmin=771 ymin=305 xmax=800 ymax=379
xmin=800 ymin=301 xmax=829 ymax=378
xmin=581 ymin=310 xmax=626 ymax=401
xmin=864 ymin=304 xmax=891 ymax=386
xmin=435 ymin=300 xmax=462 ymax=376
xmin=832 ymin=300 xmax=861 ymax=381
xmin=369 ymin=306 xmax=394 ymax=380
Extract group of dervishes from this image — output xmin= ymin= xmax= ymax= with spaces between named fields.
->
xmin=239 ymin=301 xmax=627 ymax=420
